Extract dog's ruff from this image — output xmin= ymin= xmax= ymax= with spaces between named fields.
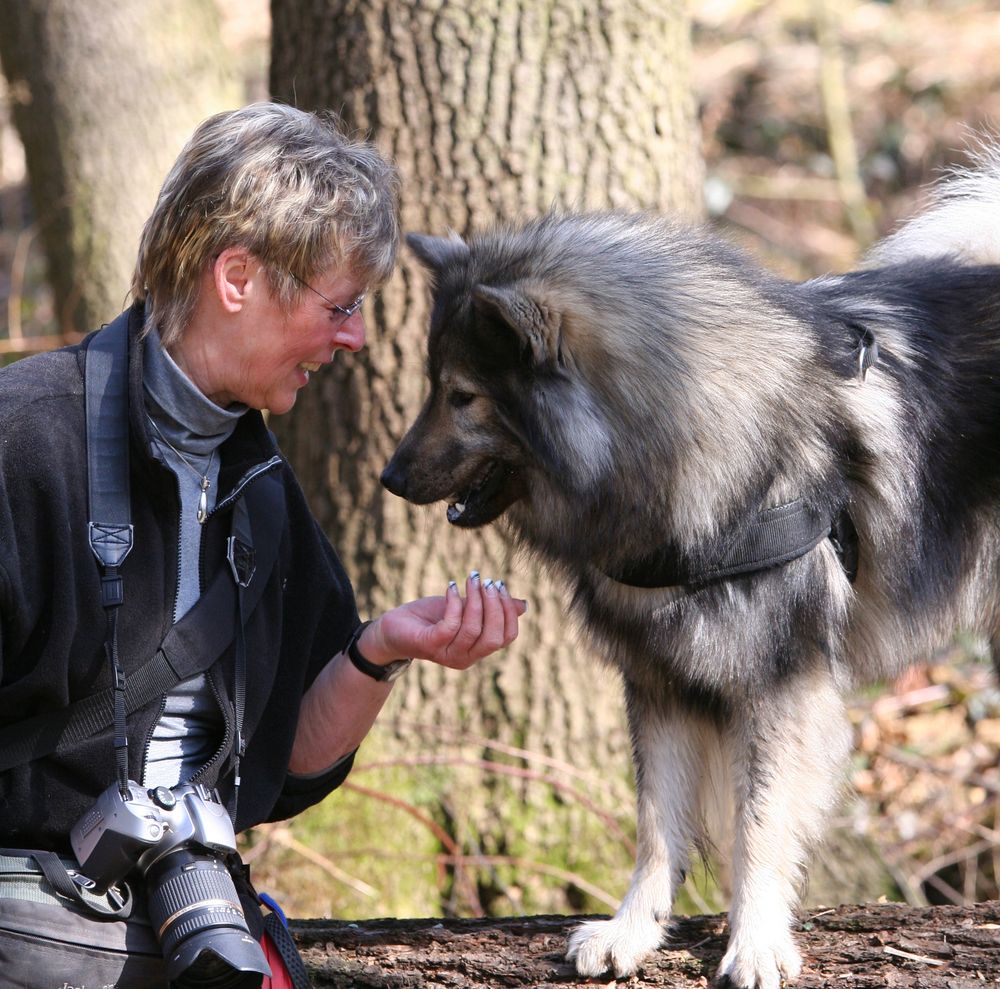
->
xmin=382 ymin=142 xmax=1000 ymax=989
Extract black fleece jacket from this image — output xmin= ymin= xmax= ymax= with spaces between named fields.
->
xmin=0 ymin=304 xmax=359 ymax=852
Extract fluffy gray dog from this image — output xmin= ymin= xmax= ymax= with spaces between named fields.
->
xmin=381 ymin=147 xmax=1000 ymax=989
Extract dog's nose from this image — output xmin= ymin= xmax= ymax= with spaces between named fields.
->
xmin=380 ymin=460 xmax=407 ymax=498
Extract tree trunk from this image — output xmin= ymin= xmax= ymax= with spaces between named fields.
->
xmin=266 ymin=0 xmax=701 ymax=919
xmin=290 ymin=901 xmax=1000 ymax=988
xmin=0 ymin=0 xmax=239 ymax=334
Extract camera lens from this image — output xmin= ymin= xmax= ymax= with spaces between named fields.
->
xmin=145 ymin=849 xmax=270 ymax=988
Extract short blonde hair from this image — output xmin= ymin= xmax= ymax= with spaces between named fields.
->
xmin=132 ymin=102 xmax=400 ymax=346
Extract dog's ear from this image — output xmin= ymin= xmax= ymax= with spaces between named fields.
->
xmin=472 ymin=283 xmax=562 ymax=367
xmin=406 ymin=232 xmax=470 ymax=273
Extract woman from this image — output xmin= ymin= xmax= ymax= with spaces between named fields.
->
xmin=0 ymin=102 xmax=525 ymax=986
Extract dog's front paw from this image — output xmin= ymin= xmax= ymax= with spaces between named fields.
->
xmin=566 ymin=915 xmax=665 ymax=977
xmin=715 ymin=934 xmax=802 ymax=989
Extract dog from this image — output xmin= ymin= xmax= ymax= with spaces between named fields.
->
xmin=380 ymin=145 xmax=1000 ymax=989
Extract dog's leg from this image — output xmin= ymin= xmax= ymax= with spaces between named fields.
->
xmin=567 ymin=690 xmax=710 ymax=977
xmin=716 ymin=670 xmax=851 ymax=989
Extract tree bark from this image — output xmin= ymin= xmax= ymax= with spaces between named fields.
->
xmin=267 ymin=0 xmax=701 ymax=918
xmin=0 ymin=0 xmax=239 ymax=334
xmin=291 ymin=901 xmax=1000 ymax=988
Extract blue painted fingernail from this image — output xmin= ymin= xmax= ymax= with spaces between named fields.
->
xmin=469 ymin=570 xmax=480 ymax=582
xmin=448 ymin=580 xmax=458 ymax=591
xmin=496 ymin=580 xmax=508 ymax=595
xmin=483 ymin=578 xmax=494 ymax=590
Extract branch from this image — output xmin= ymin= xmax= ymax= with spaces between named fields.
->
xmin=290 ymin=900 xmax=1000 ymax=988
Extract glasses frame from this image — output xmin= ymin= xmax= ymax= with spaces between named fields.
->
xmin=290 ymin=272 xmax=366 ymax=321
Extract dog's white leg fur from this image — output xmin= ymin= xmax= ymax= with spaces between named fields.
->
xmin=717 ymin=671 xmax=852 ymax=989
xmin=567 ymin=700 xmax=712 ymax=977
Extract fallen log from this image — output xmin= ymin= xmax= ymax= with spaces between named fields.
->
xmin=291 ymin=900 xmax=1000 ymax=988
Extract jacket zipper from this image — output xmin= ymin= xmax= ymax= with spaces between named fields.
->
xmin=161 ymin=455 xmax=282 ymax=787
xmin=189 ymin=668 xmax=235 ymax=787
xmin=207 ymin=456 xmax=284 ymax=521
xmin=138 ymin=693 xmax=169 ymax=785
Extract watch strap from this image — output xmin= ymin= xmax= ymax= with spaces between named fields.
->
xmin=346 ymin=621 xmax=412 ymax=682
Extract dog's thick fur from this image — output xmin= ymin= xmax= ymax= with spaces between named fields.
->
xmin=381 ymin=146 xmax=1000 ymax=989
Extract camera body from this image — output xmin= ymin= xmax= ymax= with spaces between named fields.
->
xmin=71 ymin=780 xmax=236 ymax=893
xmin=70 ymin=780 xmax=269 ymax=987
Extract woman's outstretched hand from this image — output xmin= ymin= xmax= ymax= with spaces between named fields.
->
xmin=360 ymin=572 xmax=527 ymax=670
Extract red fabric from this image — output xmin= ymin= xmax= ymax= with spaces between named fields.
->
xmin=260 ymin=930 xmax=295 ymax=989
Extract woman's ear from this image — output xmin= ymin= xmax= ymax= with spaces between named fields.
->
xmin=213 ymin=247 xmax=253 ymax=313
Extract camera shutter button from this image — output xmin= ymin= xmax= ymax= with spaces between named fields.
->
xmin=151 ymin=786 xmax=176 ymax=809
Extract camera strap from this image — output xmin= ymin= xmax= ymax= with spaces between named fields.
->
xmin=85 ymin=311 xmax=134 ymax=799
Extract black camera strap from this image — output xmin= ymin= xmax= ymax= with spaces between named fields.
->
xmin=85 ymin=311 xmax=134 ymax=799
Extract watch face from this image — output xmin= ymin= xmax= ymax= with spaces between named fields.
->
xmin=382 ymin=658 xmax=413 ymax=682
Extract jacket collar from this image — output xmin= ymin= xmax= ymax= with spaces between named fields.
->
xmin=122 ymin=303 xmax=281 ymax=501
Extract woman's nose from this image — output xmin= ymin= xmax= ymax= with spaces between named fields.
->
xmin=335 ymin=311 xmax=366 ymax=353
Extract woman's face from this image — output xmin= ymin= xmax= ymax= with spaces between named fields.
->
xmin=187 ymin=259 xmax=369 ymax=414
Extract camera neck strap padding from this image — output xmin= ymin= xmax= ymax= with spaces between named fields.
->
xmin=86 ymin=312 xmax=135 ymax=797
xmin=0 ymin=312 xmax=286 ymax=787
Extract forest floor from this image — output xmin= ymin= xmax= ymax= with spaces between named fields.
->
xmin=291 ymin=901 xmax=1000 ymax=988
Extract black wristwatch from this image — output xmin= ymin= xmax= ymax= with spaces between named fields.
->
xmin=346 ymin=621 xmax=412 ymax=682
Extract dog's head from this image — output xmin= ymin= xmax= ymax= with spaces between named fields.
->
xmin=381 ymin=228 xmax=614 ymax=529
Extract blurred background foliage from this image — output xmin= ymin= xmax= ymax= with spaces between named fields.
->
xmin=1 ymin=0 xmax=998 ymax=921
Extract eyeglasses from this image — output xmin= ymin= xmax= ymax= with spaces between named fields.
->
xmin=290 ymin=272 xmax=366 ymax=322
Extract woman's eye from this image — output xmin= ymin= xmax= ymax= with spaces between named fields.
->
xmin=448 ymin=390 xmax=475 ymax=408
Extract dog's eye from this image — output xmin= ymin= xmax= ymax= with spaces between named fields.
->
xmin=448 ymin=390 xmax=476 ymax=408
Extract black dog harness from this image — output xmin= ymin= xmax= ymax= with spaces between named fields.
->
xmin=604 ymin=499 xmax=858 ymax=589
xmin=605 ymin=320 xmax=874 ymax=590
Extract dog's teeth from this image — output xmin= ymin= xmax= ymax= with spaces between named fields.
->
xmin=447 ymin=502 xmax=466 ymax=523
xmin=455 ymin=502 xmax=465 ymax=512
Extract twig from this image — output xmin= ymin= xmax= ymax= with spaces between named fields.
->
xmin=7 ymin=222 xmax=37 ymax=344
xmin=266 ymin=826 xmax=378 ymax=899
xmin=913 ymin=838 xmax=996 ymax=890
xmin=884 ymin=745 xmax=1000 ymax=794
xmin=681 ymin=879 xmax=714 ymax=916
xmin=0 ymin=332 xmax=83 ymax=356
xmin=342 ymin=780 xmax=484 ymax=916
xmin=438 ymin=853 xmax=621 ymax=912
xmin=813 ymin=0 xmax=877 ymax=247
xmin=921 ymin=870 xmax=966 ymax=907
xmin=391 ymin=719 xmax=629 ymax=800
xmin=353 ymin=754 xmax=636 ymax=857
xmin=868 ymin=683 xmax=952 ymax=719
xmin=880 ymin=855 xmax=929 ymax=908
xmin=883 ymin=945 xmax=945 ymax=967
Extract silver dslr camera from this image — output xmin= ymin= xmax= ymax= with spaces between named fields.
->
xmin=71 ymin=780 xmax=270 ymax=987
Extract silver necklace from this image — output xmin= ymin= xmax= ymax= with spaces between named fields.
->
xmin=147 ymin=415 xmax=216 ymax=524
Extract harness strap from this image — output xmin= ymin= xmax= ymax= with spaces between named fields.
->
xmin=607 ymin=498 xmax=844 ymax=589
xmin=700 ymin=499 xmax=831 ymax=582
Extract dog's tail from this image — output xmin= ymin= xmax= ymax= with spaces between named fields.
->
xmin=866 ymin=138 xmax=1000 ymax=267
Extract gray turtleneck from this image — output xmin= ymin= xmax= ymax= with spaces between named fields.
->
xmin=142 ymin=329 xmax=245 ymax=788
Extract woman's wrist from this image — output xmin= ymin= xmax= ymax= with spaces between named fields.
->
xmin=356 ymin=617 xmax=395 ymax=667
xmin=346 ymin=617 xmax=413 ymax=684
